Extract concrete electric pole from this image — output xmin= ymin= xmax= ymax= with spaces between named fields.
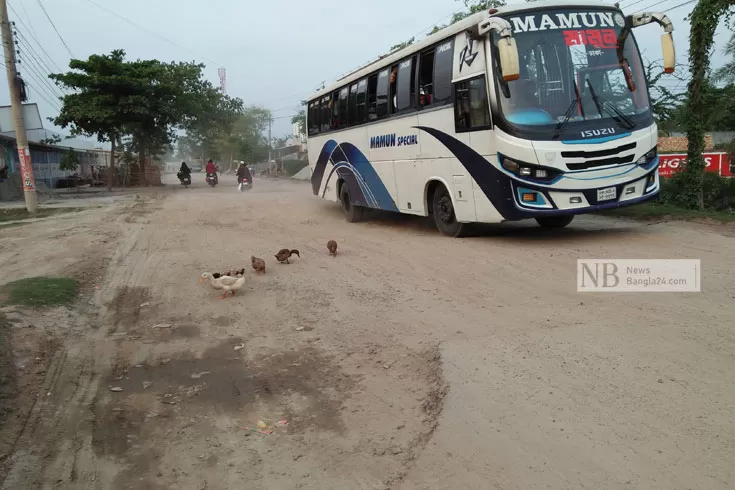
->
xmin=268 ymin=117 xmax=272 ymax=163
xmin=1 ymin=0 xmax=38 ymax=213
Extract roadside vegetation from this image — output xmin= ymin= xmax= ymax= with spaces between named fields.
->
xmin=0 ymin=207 xmax=87 ymax=223
xmin=0 ymin=277 xmax=79 ymax=308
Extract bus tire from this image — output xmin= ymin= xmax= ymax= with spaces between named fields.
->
xmin=535 ymin=215 xmax=574 ymax=229
xmin=340 ymin=184 xmax=364 ymax=223
xmin=431 ymin=184 xmax=468 ymax=237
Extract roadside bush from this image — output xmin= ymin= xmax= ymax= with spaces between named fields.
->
xmin=282 ymin=160 xmax=307 ymax=176
xmin=659 ymin=172 xmax=734 ymax=211
xmin=701 ymin=172 xmax=732 ymax=210
xmin=658 ymin=172 xmax=688 ymax=207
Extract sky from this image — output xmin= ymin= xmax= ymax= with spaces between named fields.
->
xmin=0 ymin=0 xmax=732 ymax=147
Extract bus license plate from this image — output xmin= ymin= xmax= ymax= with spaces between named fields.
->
xmin=597 ymin=186 xmax=617 ymax=202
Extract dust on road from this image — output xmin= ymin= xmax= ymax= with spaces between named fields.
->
xmin=0 ymin=176 xmax=733 ymax=489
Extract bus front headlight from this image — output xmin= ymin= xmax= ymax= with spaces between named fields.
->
xmin=499 ymin=154 xmax=561 ymax=182
xmin=637 ymin=147 xmax=657 ymax=165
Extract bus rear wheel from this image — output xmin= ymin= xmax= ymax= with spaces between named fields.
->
xmin=340 ymin=184 xmax=364 ymax=223
xmin=432 ymin=184 xmax=468 ymax=237
xmin=535 ymin=215 xmax=574 ymax=229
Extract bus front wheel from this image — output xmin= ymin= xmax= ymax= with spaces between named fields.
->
xmin=340 ymin=184 xmax=364 ymax=223
xmin=535 ymin=215 xmax=574 ymax=229
xmin=432 ymin=185 xmax=468 ymax=237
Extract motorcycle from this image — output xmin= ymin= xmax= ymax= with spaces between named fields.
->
xmin=206 ymin=172 xmax=218 ymax=187
xmin=177 ymin=172 xmax=191 ymax=188
xmin=238 ymin=176 xmax=252 ymax=192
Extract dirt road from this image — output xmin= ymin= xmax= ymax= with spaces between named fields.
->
xmin=1 ymin=175 xmax=733 ymax=489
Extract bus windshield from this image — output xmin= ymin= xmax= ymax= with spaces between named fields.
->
xmin=493 ymin=8 xmax=651 ymax=139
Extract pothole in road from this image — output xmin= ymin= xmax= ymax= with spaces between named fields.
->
xmin=93 ymin=337 xmax=353 ymax=460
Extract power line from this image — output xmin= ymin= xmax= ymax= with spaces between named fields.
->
xmin=16 ymin=61 xmax=63 ymax=108
xmin=263 ymin=8 xmax=466 ymax=108
xmin=663 ymin=0 xmax=698 ymax=12
xmin=20 ymin=76 xmax=62 ymax=113
xmin=634 ymin=0 xmax=671 ymax=13
xmin=7 ymin=1 xmax=63 ymax=72
xmin=35 ymin=0 xmax=74 ymax=58
xmin=17 ymin=0 xmax=41 ymax=46
xmin=16 ymin=33 xmax=63 ymax=84
xmin=16 ymin=51 xmax=64 ymax=103
xmin=15 ymin=35 xmax=66 ymax=98
xmin=620 ymin=0 xmax=651 ymax=10
xmin=83 ymin=0 xmax=223 ymax=67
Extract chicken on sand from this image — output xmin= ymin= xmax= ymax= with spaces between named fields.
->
xmin=200 ymin=272 xmax=245 ymax=299
xmin=275 ymin=249 xmax=300 ymax=264
xmin=251 ymin=256 xmax=266 ymax=274
xmin=327 ymin=240 xmax=338 ymax=256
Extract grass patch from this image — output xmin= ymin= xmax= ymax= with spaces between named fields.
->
xmin=598 ymin=203 xmax=735 ymax=223
xmin=0 ymin=207 xmax=86 ymax=223
xmin=0 ymin=222 xmax=29 ymax=231
xmin=0 ymin=277 xmax=79 ymax=307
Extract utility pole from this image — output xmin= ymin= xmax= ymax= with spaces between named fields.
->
xmin=268 ymin=117 xmax=273 ymax=173
xmin=1 ymin=0 xmax=37 ymax=213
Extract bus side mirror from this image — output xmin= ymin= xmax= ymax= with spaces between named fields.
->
xmin=498 ymin=37 xmax=520 ymax=82
xmin=661 ymin=32 xmax=675 ymax=74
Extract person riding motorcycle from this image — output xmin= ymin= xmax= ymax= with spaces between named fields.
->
xmin=236 ymin=162 xmax=252 ymax=190
xmin=177 ymin=162 xmax=191 ymax=182
xmin=205 ymin=159 xmax=218 ymax=185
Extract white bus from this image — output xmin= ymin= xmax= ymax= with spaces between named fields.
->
xmin=306 ymin=1 xmax=675 ymax=236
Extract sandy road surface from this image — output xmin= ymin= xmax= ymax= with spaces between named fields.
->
xmin=1 ymin=175 xmax=734 ymax=490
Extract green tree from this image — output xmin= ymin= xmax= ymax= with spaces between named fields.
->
xmin=291 ymin=100 xmax=307 ymax=139
xmin=59 ymin=149 xmax=79 ymax=172
xmin=389 ymin=37 xmax=415 ymax=53
xmin=430 ymin=0 xmax=506 ymax=34
xmin=50 ymin=50 xmax=134 ymax=190
xmin=181 ymin=86 xmax=245 ymax=162
xmin=51 ymin=50 xmax=243 ymax=186
xmin=682 ymin=0 xmax=734 ymax=210
xmin=644 ymin=60 xmax=687 ymax=133
xmin=713 ymin=33 xmax=735 ymax=85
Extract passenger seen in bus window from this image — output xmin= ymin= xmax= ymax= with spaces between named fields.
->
xmin=389 ymin=66 xmax=398 ymax=111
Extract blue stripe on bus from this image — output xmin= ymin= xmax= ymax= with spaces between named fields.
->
xmin=312 ymin=140 xmax=399 ymax=212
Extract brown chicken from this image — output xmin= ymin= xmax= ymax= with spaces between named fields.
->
xmin=213 ymin=268 xmax=244 ymax=279
xmin=275 ymin=248 xmax=300 ymax=264
xmin=251 ymin=255 xmax=266 ymax=274
xmin=327 ymin=240 xmax=338 ymax=256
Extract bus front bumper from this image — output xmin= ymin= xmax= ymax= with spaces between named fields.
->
xmin=495 ymin=168 xmax=660 ymax=221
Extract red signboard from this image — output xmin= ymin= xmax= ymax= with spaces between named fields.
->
xmin=17 ymin=146 xmax=36 ymax=191
xmin=658 ymin=153 xmax=733 ymax=178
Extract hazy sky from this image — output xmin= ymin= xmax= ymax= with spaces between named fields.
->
xmin=1 ymin=0 xmax=731 ymax=143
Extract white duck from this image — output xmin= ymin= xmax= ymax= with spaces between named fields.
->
xmin=200 ymin=272 xmax=246 ymax=299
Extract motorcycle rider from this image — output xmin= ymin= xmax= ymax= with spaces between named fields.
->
xmin=236 ymin=162 xmax=252 ymax=190
xmin=205 ymin=159 xmax=218 ymax=185
xmin=177 ymin=161 xmax=191 ymax=183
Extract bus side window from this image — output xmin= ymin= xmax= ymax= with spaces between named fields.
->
xmin=376 ymin=69 xmax=390 ymax=118
xmin=454 ymin=75 xmax=491 ymax=132
xmin=331 ymin=92 xmax=339 ymax=129
xmin=433 ymin=40 xmax=454 ymax=104
xmin=356 ymin=79 xmax=367 ymax=124
xmin=348 ymin=84 xmax=359 ymax=126
xmin=320 ymin=96 xmax=331 ymax=132
xmin=308 ymin=102 xmax=319 ymax=136
xmin=338 ymin=88 xmax=349 ymax=129
xmin=389 ymin=65 xmax=399 ymax=113
xmin=395 ymin=57 xmax=416 ymax=112
xmin=367 ymin=74 xmax=378 ymax=121
xmin=419 ymin=49 xmax=435 ymax=107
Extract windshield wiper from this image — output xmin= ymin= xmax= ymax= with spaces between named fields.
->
xmin=585 ymin=79 xmax=636 ymax=130
xmin=553 ymin=80 xmax=583 ymax=139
